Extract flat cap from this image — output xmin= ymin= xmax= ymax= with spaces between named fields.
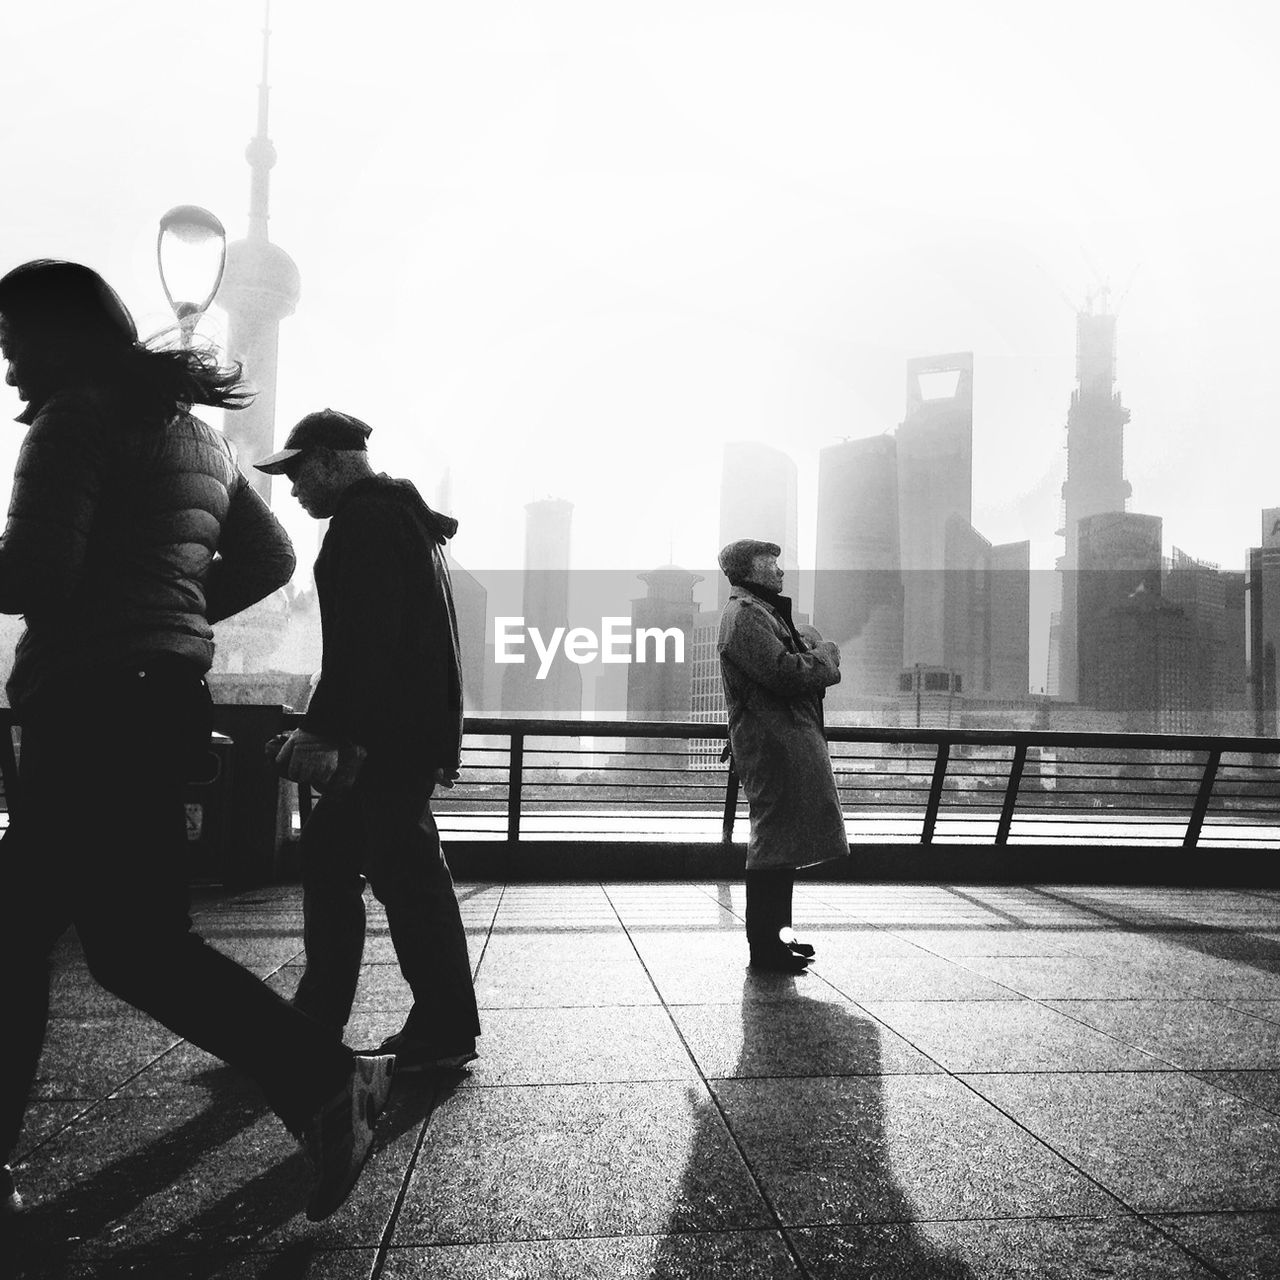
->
xmin=718 ymin=538 xmax=781 ymax=583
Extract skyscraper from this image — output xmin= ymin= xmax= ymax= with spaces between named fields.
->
xmin=1076 ymin=511 xmax=1162 ymax=711
xmin=897 ymin=352 xmax=974 ymax=670
xmin=943 ymin=521 xmax=1031 ymax=699
xmin=813 ymin=353 xmax=1029 ymax=707
xmin=501 ymin=498 xmax=582 ymax=717
xmin=1054 ymin=300 xmax=1133 ymax=700
xmin=626 ymin=566 xmax=703 ymax=768
xmin=812 ymin=434 xmax=902 ymax=694
xmin=717 ymin=443 xmax=798 ymax=609
xmin=1246 ymin=508 xmax=1280 ymax=734
xmin=219 ymin=11 xmax=300 ymax=503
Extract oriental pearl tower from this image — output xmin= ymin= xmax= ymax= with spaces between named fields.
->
xmin=219 ymin=4 xmax=301 ymax=503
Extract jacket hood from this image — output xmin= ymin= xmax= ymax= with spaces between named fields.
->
xmin=342 ymin=474 xmax=459 ymax=544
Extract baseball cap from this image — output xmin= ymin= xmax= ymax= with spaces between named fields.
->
xmin=255 ymin=408 xmax=372 ymax=474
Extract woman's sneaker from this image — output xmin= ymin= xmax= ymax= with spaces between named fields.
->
xmin=1 ymin=1164 xmax=22 ymax=1216
xmin=298 ymin=1054 xmax=395 ymax=1221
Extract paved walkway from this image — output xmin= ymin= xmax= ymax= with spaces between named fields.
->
xmin=4 ymin=880 xmax=1280 ymax=1278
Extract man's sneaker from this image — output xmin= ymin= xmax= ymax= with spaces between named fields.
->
xmin=373 ymin=1031 xmax=478 ymax=1074
xmin=298 ymin=1054 xmax=395 ymax=1221
xmin=0 ymin=1164 xmax=22 ymax=1216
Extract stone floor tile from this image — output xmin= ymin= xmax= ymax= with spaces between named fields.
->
xmin=603 ymin=884 xmax=743 ymax=931
xmin=6 ymin=1081 xmax=434 ymax=1271
xmin=479 ymin=930 xmax=637 ymax=962
xmin=791 ymin=1215 xmax=1220 ymax=1278
xmin=960 ymin=1071 xmax=1280 ymax=1212
xmin=816 ymin=953 xmax=1023 ymax=1002
xmin=458 ymin=1006 xmax=696 ymax=1085
xmin=2 ymin=1249 xmax=383 ymax=1279
xmin=14 ymin=1100 xmax=96 ymax=1163
xmin=32 ymin=1018 xmax=181 ymax=1100
xmin=379 ymin=1231 xmax=802 ymax=1279
xmin=344 ymin=964 xmax=419 ymax=1012
xmin=359 ymin=930 xmax=487 ymax=968
xmin=111 ymin=1042 xmax=227 ymax=1097
xmin=671 ymin=998 xmax=941 ymax=1078
xmin=264 ymin=964 xmax=302 ymax=1001
xmin=391 ymin=1081 xmax=770 ymax=1244
xmin=860 ymin=1000 xmax=1159 ymax=1072
xmin=1220 ymin=999 xmax=1280 ymax=1024
xmin=953 ymin=956 xmax=1184 ymax=1000
xmin=884 ymin=928 xmax=1074 ymax=958
xmin=46 ymin=971 xmax=168 ymax=1020
xmin=711 ymin=1075 xmax=1115 ymax=1225
xmin=1137 ymin=955 xmax=1280 ymax=1001
xmin=627 ymin=932 xmax=844 ymax=1005
xmin=1030 ymin=929 xmax=1180 ymax=959
xmin=1043 ymin=999 xmax=1280 ymax=1068
xmin=203 ymin=938 xmax=305 ymax=975
xmin=1193 ymin=1070 xmax=1280 ymax=1116
xmin=1150 ymin=1210 xmax=1280 ymax=1280
xmin=799 ymin=928 xmax=941 ymax=959
xmin=473 ymin=955 xmax=659 ymax=1008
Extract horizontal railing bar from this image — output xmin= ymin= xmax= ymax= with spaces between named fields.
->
xmin=460 ymin=716 xmax=1280 ymax=754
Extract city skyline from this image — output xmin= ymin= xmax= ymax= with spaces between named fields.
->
xmin=2 ymin=3 xmax=1278 ymax=585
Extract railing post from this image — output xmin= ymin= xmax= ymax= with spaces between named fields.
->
xmin=995 ymin=743 xmax=1027 ymax=846
xmin=721 ymin=762 xmax=740 ymax=843
xmin=506 ymin=731 xmax=524 ymax=845
xmin=1183 ymin=748 xmax=1221 ymax=848
xmin=921 ymin=743 xmax=950 ymax=844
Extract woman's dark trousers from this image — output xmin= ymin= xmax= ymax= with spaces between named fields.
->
xmin=0 ymin=658 xmax=352 ymax=1165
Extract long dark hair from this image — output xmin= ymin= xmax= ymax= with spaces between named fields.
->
xmin=0 ymin=259 xmax=253 ymax=417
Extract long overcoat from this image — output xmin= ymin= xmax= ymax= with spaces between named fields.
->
xmin=718 ymin=585 xmax=849 ymax=870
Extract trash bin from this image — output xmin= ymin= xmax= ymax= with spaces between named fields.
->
xmin=186 ymin=731 xmax=234 ymax=883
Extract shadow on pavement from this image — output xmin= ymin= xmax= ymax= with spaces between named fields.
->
xmin=1 ymin=1058 xmax=456 ymax=1279
xmin=649 ymin=973 xmax=975 ymax=1279
xmin=1029 ymin=886 xmax=1280 ymax=977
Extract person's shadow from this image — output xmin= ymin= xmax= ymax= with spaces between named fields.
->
xmin=0 ymin=1060 xmax=460 ymax=1280
xmin=650 ymin=974 xmax=976 ymax=1278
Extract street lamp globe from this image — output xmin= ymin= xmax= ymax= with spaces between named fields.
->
xmin=156 ymin=205 xmax=227 ymax=345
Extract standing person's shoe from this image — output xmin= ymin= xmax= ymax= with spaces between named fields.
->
xmin=748 ymin=944 xmax=811 ymax=974
xmin=371 ymin=1031 xmax=478 ymax=1074
xmin=298 ymin=1054 xmax=395 ymax=1221
xmin=1 ymin=1164 xmax=22 ymax=1216
xmin=779 ymin=928 xmax=816 ymax=960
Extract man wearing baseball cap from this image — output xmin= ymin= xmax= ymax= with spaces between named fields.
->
xmin=259 ymin=409 xmax=480 ymax=1072
xmin=717 ymin=538 xmax=848 ymax=972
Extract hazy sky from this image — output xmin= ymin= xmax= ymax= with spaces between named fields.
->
xmin=3 ymin=0 xmax=1279 ymax=590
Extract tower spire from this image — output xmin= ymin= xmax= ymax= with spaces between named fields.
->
xmin=246 ymin=0 xmax=276 ymax=242
xmin=220 ymin=0 xmax=300 ymax=501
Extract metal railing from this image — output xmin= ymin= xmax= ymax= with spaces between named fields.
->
xmin=283 ymin=715 xmax=1280 ymax=854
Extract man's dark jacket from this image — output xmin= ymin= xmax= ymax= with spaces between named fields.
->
xmin=302 ymin=474 xmax=463 ymax=777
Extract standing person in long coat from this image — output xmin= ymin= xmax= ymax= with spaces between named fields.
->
xmin=717 ymin=539 xmax=849 ymax=972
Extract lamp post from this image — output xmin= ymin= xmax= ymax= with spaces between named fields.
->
xmin=156 ymin=205 xmax=227 ymax=346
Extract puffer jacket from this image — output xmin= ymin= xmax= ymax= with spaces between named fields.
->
xmin=0 ymin=385 xmax=296 ymax=709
